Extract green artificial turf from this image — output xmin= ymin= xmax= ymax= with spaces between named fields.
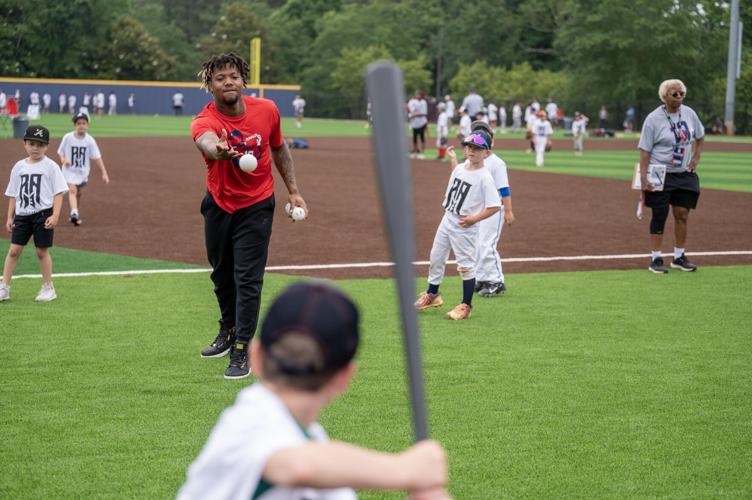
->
xmin=0 ymin=239 xmax=199 ymax=275
xmin=422 ymin=149 xmax=752 ymax=192
xmin=23 ymin=112 xmax=752 ymax=143
xmin=2 ymin=266 xmax=751 ymax=498
xmin=27 ymin=113 xmax=374 ymax=138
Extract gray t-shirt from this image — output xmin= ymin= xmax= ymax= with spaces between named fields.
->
xmin=638 ymin=104 xmax=704 ymax=173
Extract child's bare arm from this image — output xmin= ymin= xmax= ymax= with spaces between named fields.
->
xmin=263 ymin=439 xmax=448 ymax=495
xmin=5 ymin=197 xmax=15 ymax=233
xmin=502 ymin=196 xmax=514 ymax=225
xmin=94 ymin=158 xmax=110 ymax=183
xmin=44 ymin=193 xmax=63 ymax=229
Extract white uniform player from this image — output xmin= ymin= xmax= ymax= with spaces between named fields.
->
xmin=468 ymin=121 xmax=514 ymax=296
xmin=58 ymin=130 xmax=101 ymax=186
xmin=415 ymin=130 xmax=501 ymax=320
xmin=177 ymin=384 xmax=356 ymax=500
xmin=444 ymin=95 xmax=455 ymax=123
xmin=571 ymin=112 xmax=589 ymax=156
xmin=292 ymin=94 xmax=306 ymax=128
xmin=532 ymin=111 xmax=553 ymax=167
xmin=487 ymin=103 xmax=498 ymax=128
xmin=57 ymin=112 xmax=110 ymax=225
xmin=429 ymin=163 xmax=499 ymax=287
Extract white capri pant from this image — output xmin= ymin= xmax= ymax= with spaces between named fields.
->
xmin=428 ymin=214 xmax=478 ymax=284
xmin=475 ymin=209 xmax=504 ymax=282
xmin=534 ymin=136 xmax=548 ymax=167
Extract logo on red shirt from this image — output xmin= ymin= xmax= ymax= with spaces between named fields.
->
xmin=228 ymin=130 xmax=262 ymax=168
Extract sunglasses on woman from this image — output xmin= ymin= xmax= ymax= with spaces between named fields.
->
xmin=671 ymin=91 xmax=685 ymax=98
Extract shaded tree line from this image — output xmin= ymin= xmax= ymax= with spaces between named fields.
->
xmin=1 ymin=0 xmax=749 ymax=121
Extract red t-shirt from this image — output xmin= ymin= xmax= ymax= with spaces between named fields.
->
xmin=191 ymin=95 xmax=283 ymax=213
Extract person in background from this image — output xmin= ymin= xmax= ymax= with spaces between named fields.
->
xmin=108 ymin=91 xmax=117 ymax=115
xmin=292 ymin=93 xmax=306 ymax=128
xmin=436 ymin=102 xmax=449 ymax=160
xmin=42 ymin=93 xmax=51 ymax=114
xmin=128 ymin=93 xmax=135 ymax=114
xmin=172 ymin=91 xmax=185 ymax=116
xmin=407 ymin=90 xmax=428 ymax=159
xmin=571 ymin=111 xmax=589 ymax=157
xmin=531 ymin=110 xmax=553 ymax=167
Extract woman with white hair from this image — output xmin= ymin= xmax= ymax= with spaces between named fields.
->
xmin=637 ymin=79 xmax=705 ymax=274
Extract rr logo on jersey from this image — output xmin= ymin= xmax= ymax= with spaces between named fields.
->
xmin=71 ymin=146 xmax=87 ymax=168
xmin=19 ymin=173 xmax=42 ymax=209
xmin=444 ymin=178 xmax=471 ymax=214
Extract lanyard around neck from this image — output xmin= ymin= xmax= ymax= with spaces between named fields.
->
xmin=662 ymin=105 xmax=686 ymax=143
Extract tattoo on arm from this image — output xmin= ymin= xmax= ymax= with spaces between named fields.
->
xmin=272 ymin=142 xmax=299 ymax=195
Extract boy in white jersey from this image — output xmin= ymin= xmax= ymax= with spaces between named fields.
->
xmin=468 ymin=121 xmax=514 ymax=297
xmin=571 ymin=112 xmax=589 ymax=156
xmin=178 ymin=282 xmax=450 ymax=500
xmin=57 ymin=112 xmax=110 ymax=226
xmin=414 ymin=130 xmax=501 ymax=321
xmin=1 ymin=126 xmax=68 ymax=302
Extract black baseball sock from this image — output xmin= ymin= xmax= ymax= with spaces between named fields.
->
xmin=427 ymin=284 xmax=439 ymax=295
xmin=462 ymin=279 xmax=475 ymax=306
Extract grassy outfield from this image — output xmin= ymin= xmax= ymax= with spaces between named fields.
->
xmin=29 ymin=112 xmax=374 ymax=138
xmin=424 ymin=149 xmax=752 ymax=193
xmin=25 ymin=112 xmax=752 ymax=143
xmin=0 ymin=239 xmax=199 ymax=275
xmin=1 ymin=264 xmax=751 ymax=498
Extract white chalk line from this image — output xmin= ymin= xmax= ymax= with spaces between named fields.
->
xmin=10 ymin=250 xmax=752 ymax=280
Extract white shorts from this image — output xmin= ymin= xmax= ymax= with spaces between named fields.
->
xmin=62 ymin=166 xmax=89 ymax=186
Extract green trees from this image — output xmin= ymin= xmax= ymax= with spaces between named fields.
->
xmin=0 ymin=0 xmax=748 ymax=121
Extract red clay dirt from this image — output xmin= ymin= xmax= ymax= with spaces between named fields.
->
xmin=1 ymin=135 xmax=751 ymax=280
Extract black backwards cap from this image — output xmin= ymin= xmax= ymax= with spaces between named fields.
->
xmin=260 ymin=282 xmax=360 ymax=376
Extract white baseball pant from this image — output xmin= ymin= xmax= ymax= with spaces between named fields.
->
xmin=475 ymin=209 xmax=504 ymax=283
xmin=428 ymin=215 xmax=478 ymax=285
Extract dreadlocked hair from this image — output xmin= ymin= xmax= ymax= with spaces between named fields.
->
xmin=198 ymin=53 xmax=249 ymax=92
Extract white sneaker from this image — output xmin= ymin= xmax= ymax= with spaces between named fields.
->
xmin=0 ymin=284 xmax=9 ymax=301
xmin=35 ymin=284 xmax=57 ymax=302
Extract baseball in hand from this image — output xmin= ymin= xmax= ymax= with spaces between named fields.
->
xmin=284 ymin=202 xmax=293 ymax=216
xmin=291 ymin=206 xmax=306 ymax=222
xmin=238 ymin=154 xmax=258 ymax=173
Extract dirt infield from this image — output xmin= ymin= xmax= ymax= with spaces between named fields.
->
xmin=1 ymin=135 xmax=751 ymax=279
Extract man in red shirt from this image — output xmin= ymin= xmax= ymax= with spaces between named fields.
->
xmin=191 ymin=53 xmax=308 ymax=379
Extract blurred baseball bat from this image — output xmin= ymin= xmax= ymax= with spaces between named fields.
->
xmin=366 ymin=61 xmax=428 ymax=441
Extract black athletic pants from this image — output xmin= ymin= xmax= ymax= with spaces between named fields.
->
xmin=201 ymin=192 xmax=274 ymax=344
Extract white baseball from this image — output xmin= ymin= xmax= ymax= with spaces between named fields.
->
xmin=238 ymin=154 xmax=257 ymax=173
xmin=291 ymin=206 xmax=306 ymax=222
xmin=284 ymin=202 xmax=293 ymax=216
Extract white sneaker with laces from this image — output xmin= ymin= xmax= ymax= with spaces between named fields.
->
xmin=35 ymin=284 xmax=57 ymax=302
xmin=0 ymin=284 xmax=9 ymax=301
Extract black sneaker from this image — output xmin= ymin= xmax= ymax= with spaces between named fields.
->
xmin=649 ymin=257 xmax=669 ymax=274
xmin=200 ymin=324 xmax=235 ymax=358
xmin=671 ymin=254 xmax=698 ymax=272
xmin=479 ymin=282 xmax=506 ymax=297
xmin=224 ymin=342 xmax=251 ymax=380
xmin=474 ymin=281 xmax=488 ymax=293
xmin=70 ymin=214 xmax=82 ymax=226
